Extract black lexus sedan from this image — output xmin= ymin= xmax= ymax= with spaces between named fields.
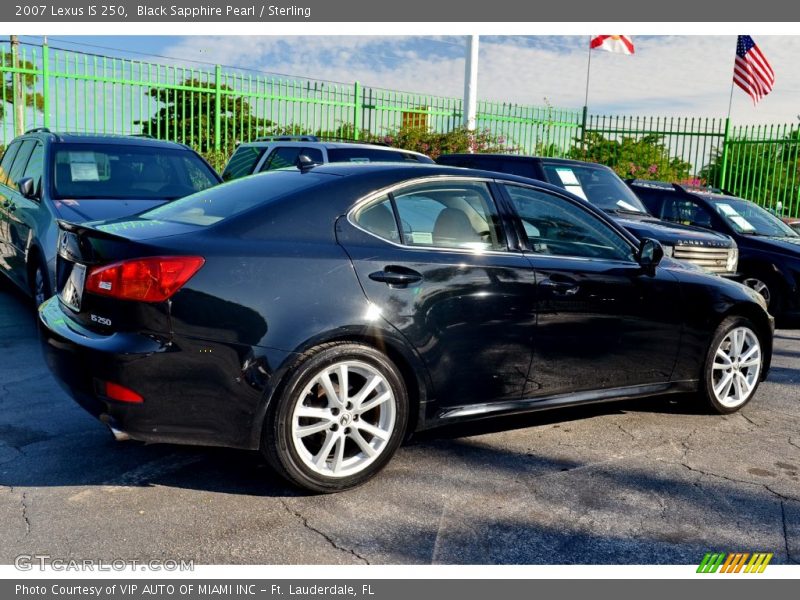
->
xmin=629 ymin=180 xmax=800 ymax=324
xmin=40 ymin=163 xmax=773 ymax=493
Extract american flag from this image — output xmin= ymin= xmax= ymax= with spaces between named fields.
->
xmin=734 ymin=35 xmax=774 ymax=105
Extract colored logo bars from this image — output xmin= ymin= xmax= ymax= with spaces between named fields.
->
xmin=697 ymin=552 xmax=773 ymax=573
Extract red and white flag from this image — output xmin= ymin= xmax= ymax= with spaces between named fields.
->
xmin=590 ymin=35 xmax=635 ymax=55
xmin=734 ymin=35 xmax=774 ymax=105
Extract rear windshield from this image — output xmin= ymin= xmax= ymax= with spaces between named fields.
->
xmin=52 ymin=143 xmax=219 ymax=200
xmin=138 ymin=170 xmax=333 ymax=227
xmin=327 ymin=148 xmax=428 ymax=163
xmin=437 ymin=155 xmax=539 ymax=179
xmin=541 ymin=162 xmax=649 ymax=215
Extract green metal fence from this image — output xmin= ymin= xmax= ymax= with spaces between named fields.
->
xmin=1 ymin=40 xmax=799 ymax=217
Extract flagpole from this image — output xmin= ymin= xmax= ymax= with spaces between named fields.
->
xmin=584 ymin=35 xmax=593 ymax=109
xmin=726 ymin=79 xmax=735 ymax=120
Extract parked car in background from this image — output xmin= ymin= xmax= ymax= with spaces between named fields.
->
xmin=0 ymin=129 xmax=221 ymax=305
xmin=629 ymin=180 xmax=800 ymax=323
xmin=40 ymin=163 xmax=772 ymax=493
xmin=782 ymin=216 xmax=800 ymax=235
xmin=435 ymin=154 xmax=739 ymax=277
xmin=221 ymin=136 xmax=433 ymax=182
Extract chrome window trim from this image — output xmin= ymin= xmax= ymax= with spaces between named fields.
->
xmin=347 ymin=176 xmax=512 ymax=257
xmin=347 ymin=175 xmax=643 ymax=266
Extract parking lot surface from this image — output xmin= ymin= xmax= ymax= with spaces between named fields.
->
xmin=1 ymin=280 xmax=798 ymax=565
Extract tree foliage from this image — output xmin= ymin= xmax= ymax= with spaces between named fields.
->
xmin=1 ymin=51 xmax=45 ymax=119
xmin=570 ymin=132 xmax=692 ymax=182
xmin=135 ymin=79 xmax=273 ymax=155
xmin=701 ymin=130 xmax=800 ymax=211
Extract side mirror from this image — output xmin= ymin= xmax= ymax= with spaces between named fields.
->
xmin=638 ymin=238 xmax=664 ymax=271
xmin=17 ymin=177 xmax=37 ymax=200
xmin=296 ymin=154 xmax=321 ymax=173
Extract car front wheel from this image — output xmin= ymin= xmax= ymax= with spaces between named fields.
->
xmin=702 ymin=316 xmax=764 ymax=414
xmin=29 ymin=258 xmax=51 ymax=307
xmin=262 ymin=342 xmax=408 ymax=493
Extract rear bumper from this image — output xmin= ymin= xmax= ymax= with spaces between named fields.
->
xmin=38 ymin=297 xmax=292 ymax=450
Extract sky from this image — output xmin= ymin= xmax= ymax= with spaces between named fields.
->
xmin=18 ymin=34 xmax=800 ymax=125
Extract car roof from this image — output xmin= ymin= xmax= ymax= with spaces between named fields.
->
xmin=290 ymin=161 xmax=589 ymax=193
xmin=439 ymin=153 xmax=614 ymax=170
xmin=22 ymin=131 xmax=193 ymax=150
xmin=237 ymin=139 xmax=429 ymax=157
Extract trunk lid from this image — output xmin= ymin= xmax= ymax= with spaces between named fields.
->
xmin=55 ymin=220 xmax=194 ymax=336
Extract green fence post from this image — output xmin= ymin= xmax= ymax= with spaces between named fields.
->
xmin=42 ymin=42 xmax=50 ymax=128
xmin=719 ymin=117 xmax=731 ymax=189
xmin=353 ymin=81 xmax=362 ymax=140
xmin=214 ymin=64 xmax=222 ymax=152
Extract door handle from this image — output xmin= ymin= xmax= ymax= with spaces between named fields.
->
xmin=539 ymin=276 xmax=580 ymax=295
xmin=369 ymin=266 xmax=423 ymax=287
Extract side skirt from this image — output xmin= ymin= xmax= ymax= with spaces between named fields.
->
xmin=424 ymin=380 xmax=699 ymax=428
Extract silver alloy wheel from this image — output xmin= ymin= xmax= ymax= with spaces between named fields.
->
xmin=743 ymin=278 xmax=771 ymax=307
xmin=711 ymin=326 xmax=762 ymax=408
xmin=290 ymin=360 xmax=396 ymax=478
xmin=34 ymin=267 xmax=46 ymax=307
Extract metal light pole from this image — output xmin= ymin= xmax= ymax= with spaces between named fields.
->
xmin=463 ymin=34 xmax=479 ymax=136
xmin=10 ymin=35 xmax=25 ymax=135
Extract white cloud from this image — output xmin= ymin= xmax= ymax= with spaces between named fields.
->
xmin=161 ymin=35 xmax=800 ymax=125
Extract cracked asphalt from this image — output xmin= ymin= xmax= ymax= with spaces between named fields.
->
xmin=1 ymin=279 xmax=799 ymax=565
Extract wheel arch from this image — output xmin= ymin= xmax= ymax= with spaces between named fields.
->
xmin=249 ymin=326 xmax=433 ymax=450
xmin=721 ymin=302 xmax=774 ymax=379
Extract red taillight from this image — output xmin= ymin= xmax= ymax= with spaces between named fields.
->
xmin=85 ymin=256 xmax=205 ymax=302
xmin=103 ymin=381 xmax=144 ymax=404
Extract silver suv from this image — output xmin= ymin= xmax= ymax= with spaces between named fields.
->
xmin=221 ymin=136 xmax=433 ymax=182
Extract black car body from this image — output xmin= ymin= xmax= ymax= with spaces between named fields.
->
xmin=0 ymin=130 xmax=221 ymax=304
xmin=629 ymin=181 xmax=800 ymax=323
xmin=436 ymin=154 xmax=739 ymax=277
xmin=39 ymin=163 xmax=773 ymax=492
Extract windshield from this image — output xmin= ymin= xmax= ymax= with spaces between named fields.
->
xmin=709 ymin=197 xmax=798 ymax=237
xmin=542 ymin=163 xmax=649 ymax=214
xmin=52 ymin=143 xmax=219 ymax=200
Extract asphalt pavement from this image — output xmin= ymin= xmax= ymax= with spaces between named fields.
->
xmin=1 ymin=278 xmax=798 ymax=565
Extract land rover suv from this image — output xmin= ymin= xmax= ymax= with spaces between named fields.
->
xmin=436 ymin=154 xmax=739 ymax=277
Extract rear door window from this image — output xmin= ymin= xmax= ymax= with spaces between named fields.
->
xmin=355 ymin=180 xmax=506 ymax=251
xmin=222 ymin=145 xmax=267 ymax=181
xmin=261 ymin=147 xmax=302 ymax=171
xmin=327 ymin=148 xmax=426 ymax=163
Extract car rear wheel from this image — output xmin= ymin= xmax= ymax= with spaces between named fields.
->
xmin=262 ymin=342 xmax=408 ymax=493
xmin=702 ymin=316 xmax=764 ymax=414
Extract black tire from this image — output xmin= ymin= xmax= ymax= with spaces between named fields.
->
xmin=742 ymin=273 xmax=783 ymax=317
xmin=262 ymin=342 xmax=409 ymax=493
xmin=701 ymin=316 xmax=765 ymax=415
xmin=29 ymin=257 xmax=51 ymax=308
